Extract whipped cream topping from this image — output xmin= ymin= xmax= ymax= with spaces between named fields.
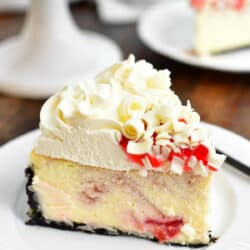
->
xmin=191 ymin=0 xmax=248 ymax=11
xmin=35 ymin=55 xmax=225 ymax=175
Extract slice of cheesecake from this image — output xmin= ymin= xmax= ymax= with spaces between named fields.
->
xmin=26 ymin=55 xmax=225 ymax=246
xmin=191 ymin=0 xmax=250 ymax=55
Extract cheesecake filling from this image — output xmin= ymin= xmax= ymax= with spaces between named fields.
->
xmin=33 ymin=178 xmax=185 ymax=242
xmin=35 ymin=55 xmax=225 ymax=175
xmin=29 ymin=152 xmax=211 ymax=244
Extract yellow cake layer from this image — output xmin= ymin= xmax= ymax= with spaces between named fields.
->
xmin=29 ymin=151 xmax=212 ymax=245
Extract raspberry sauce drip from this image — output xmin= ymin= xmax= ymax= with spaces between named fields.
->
xmin=120 ymin=136 xmax=163 ymax=167
xmin=120 ymin=135 xmax=217 ymax=171
xmin=191 ymin=0 xmax=206 ymax=9
xmin=232 ymin=0 xmax=246 ymax=10
xmin=120 ymin=136 xmax=145 ymax=166
xmin=168 ymin=144 xmax=208 ymax=164
xmin=145 ymin=218 xmax=184 ymax=242
xmin=191 ymin=0 xmax=246 ymax=10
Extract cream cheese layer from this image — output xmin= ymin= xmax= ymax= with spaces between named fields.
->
xmin=35 ymin=55 xmax=225 ymax=174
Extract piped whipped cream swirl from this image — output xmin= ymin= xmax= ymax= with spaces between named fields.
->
xmin=36 ymin=55 xmax=225 ymax=175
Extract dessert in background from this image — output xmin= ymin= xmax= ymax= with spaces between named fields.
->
xmin=26 ymin=55 xmax=225 ymax=246
xmin=191 ymin=0 xmax=250 ymax=55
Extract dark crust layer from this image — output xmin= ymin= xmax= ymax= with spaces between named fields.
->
xmin=25 ymin=166 xmax=216 ymax=248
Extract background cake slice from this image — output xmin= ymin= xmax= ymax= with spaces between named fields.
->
xmin=26 ymin=55 xmax=225 ymax=246
xmin=191 ymin=0 xmax=250 ymax=55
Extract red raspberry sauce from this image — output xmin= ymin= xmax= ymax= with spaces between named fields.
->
xmin=191 ymin=0 xmax=206 ymax=10
xmin=120 ymin=136 xmax=217 ymax=171
xmin=120 ymin=136 xmax=164 ymax=168
xmin=191 ymin=0 xmax=246 ymax=10
xmin=145 ymin=218 xmax=184 ymax=242
xmin=232 ymin=0 xmax=246 ymax=10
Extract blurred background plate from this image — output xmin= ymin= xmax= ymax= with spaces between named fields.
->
xmin=97 ymin=0 xmax=165 ymax=24
xmin=138 ymin=0 xmax=250 ymax=73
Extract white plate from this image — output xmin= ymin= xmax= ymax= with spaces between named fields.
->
xmin=138 ymin=1 xmax=250 ymax=73
xmin=0 ymin=124 xmax=250 ymax=250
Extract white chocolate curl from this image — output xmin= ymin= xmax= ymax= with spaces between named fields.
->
xmin=122 ymin=118 xmax=145 ymax=140
xmin=118 ymin=96 xmax=147 ymax=122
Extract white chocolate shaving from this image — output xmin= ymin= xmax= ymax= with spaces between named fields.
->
xmin=127 ymin=137 xmax=153 ymax=155
xmin=122 ymin=118 xmax=145 ymax=140
xmin=188 ymin=156 xmax=197 ymax=169
xmin=171 ymin=157 xmax=184 ymax=175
